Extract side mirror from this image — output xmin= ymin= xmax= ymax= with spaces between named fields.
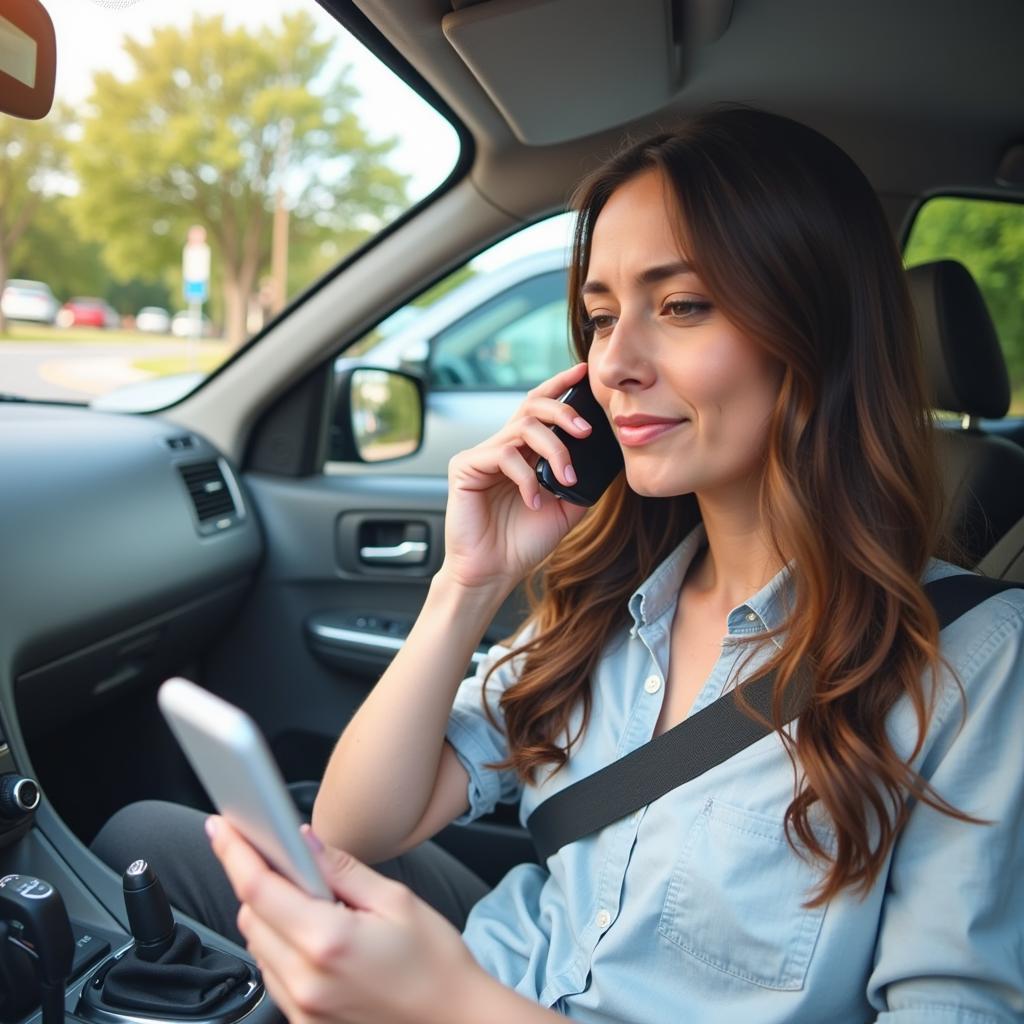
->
xmin=0 ymin=0 xmax=57 ymax=120
xmin=331 ymin=368 xmax=424 ymax=463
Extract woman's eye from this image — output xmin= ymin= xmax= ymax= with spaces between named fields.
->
xmin=663 ymin=300 xmax=712 ymax=319
xmin=585 ymin=313 xmax=616 ymax=334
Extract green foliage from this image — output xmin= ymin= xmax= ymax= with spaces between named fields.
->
xmin=11 ymin=196 xmax=171 ymax=311
xmin=0 ymin=105 xmax=73 ymax=331
xmin=0 ymin=106 xmax=70 ymax=242
xmin=905 ymin=197 xmax=1024 ymax=398
xmin=70 ymin=11 xmax=409 ymax=342
xmin=11 ymin=195 xmax=104 ymax=300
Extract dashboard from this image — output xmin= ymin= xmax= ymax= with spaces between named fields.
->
xmin=0 ymin=403 xmax=269 ymax=1022
xmin=0 ymin=404 xmax=261 ymax=753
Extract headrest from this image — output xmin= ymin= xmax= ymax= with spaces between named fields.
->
xmin=906 ymin=259 xmax=1010 ymax=419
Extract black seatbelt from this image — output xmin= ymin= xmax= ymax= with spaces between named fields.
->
xmin=526 ymin=573 xmax=1019 ymax=864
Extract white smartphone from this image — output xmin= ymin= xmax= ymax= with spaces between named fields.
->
xmin=158 ymin=677 xmax=334 ymax=900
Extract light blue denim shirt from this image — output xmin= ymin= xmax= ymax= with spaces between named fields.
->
xmin=445 ymin=524 xmax=1024 ymax=1023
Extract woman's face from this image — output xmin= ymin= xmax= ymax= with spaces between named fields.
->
xmin=585 ymin=169 xmax=782 ymax=502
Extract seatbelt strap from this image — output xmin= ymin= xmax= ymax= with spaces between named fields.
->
xmin=526 ymin=574 xmax=1019 ymax=864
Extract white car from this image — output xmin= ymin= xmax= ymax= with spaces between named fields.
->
xmin=171 ymin=310 xmax=216 ymax=338
xmin=329 ymin=248 xmax=572 ymax=473
xmin=135 ymin=306 xmax=171 ymax=334
xmin=1 ymin=279 xmax=59 ymax=324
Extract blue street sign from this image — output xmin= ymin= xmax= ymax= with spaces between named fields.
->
xmin=183 ymin=279 xmax=208 ymax=302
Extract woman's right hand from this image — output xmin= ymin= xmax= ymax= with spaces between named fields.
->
xmin=440 ymin=360 xmax=596 ymax=595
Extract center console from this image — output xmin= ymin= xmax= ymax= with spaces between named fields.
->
xmin=0 ymin=735 xmax=279 ymax=1024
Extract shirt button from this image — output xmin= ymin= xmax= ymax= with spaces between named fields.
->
xmin=595 ymin=909 xmax=611 ymax=929
xmin=745 ymin=611 xmax=757 ymax=622
xmin=644 ymin=675 xmax=661 ymax=694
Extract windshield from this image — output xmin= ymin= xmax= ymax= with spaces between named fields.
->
xmin=0 ymin=0 xmax=459 ymax=404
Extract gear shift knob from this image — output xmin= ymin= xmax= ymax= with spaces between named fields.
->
xmin=0 ymin=874 xmax=73 ymax=986
xmin=0 ymin=873 xmax=74 ymax=1024
xmin=123 ymin=859 xmax=176 ymax=961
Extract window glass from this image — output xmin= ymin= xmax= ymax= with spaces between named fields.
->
xmin=0 ymin=0 xmax=459 ymax=406
xmin=904 ymin=197 xmax=1024 ymax=415
xmin=330 ymin=213 xmax=575 ymax=471
xmin=429 ymin=271 xmax=570 ymax=389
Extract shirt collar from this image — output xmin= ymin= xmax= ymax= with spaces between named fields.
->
xmin=627 ymin=522 xmax=794 ymax=649
xmin=627 ymin=523 xmax=707 ymax=629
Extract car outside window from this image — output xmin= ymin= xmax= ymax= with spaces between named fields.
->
xmin=428 ymin=270 xmax=570 ymax=390
xmin=904 ymin=196 xmax=1024 ymax=415
xmin=330 ymin=213 xmax=576 ymax=474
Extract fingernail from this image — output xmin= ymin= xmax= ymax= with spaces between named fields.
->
xmin=301 ymin=824 xmax=324 ymax=853
xmin=532 ymin=494 xmax=542 ymax=510
xmin=573 ymin=417 xmax=591 ymax=432
xmin=205 ymin=816 xmax=218 ymax=840
xmin=564 ymin=465 xmax=577 ymax=485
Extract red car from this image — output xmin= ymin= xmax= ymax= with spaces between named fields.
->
xmin=56 ymin=297 xmax=120 ymax=329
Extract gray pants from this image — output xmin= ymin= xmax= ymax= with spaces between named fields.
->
xmin=91 ymin=801 xmax=490 ymax=947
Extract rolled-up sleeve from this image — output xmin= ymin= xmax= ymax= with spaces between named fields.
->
xmin=867 ymin=597 xmax=1024 ymax=1023
xmin=445 ymin=625 xmax=534 ymax=825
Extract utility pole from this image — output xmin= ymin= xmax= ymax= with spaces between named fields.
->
xmin=270 ymin=118 xmax=293 ymax=317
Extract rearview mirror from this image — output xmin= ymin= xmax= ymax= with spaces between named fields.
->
xmin=0 ymin=0 xmax=57 ymax=120
xmin=332 ymin=368 xmax=424 ymax=463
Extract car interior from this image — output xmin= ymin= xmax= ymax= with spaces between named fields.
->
xmin=1 ymin=1 xmax=1023 ymax=1021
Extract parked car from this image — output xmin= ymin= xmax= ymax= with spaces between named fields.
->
xmin=330 ymin=248 xmax=572 ymax=472
xmin=1 ymin=2 xmax=1023 ymax=1022
xmin=135 ymin=306 xmax=171 ymax=334
xmin=170 ymin=310 xmax=217 ymax=338
xmin=0 ymin=278 xmax=59 ymax=324
xmin=56 ymin=296 xmax=120 ymax=329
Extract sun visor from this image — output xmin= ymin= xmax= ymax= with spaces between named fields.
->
xmin=442 ymin=0 xmax=731 ymax=145
xmin=0 ymin=0 xmax=56 ymax=120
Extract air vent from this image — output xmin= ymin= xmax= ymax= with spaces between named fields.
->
xmin=178 ymin=460 xmax=239 ymax=533
xmin=165 ymin=434 xmax=195 ymax=451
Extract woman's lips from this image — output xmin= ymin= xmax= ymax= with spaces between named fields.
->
xmin=616 ymin=420 xmax=687 ymax=447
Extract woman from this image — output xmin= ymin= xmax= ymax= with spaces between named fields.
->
xmin=99 ymin=106 xmax=1024 ymax=1022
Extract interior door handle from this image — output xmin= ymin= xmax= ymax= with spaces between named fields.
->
xmin=359 ymin=540 xmax=428 ymax=565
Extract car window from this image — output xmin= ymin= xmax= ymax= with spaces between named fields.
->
xmin=328 ymin=213 xmax=574 ymax=471
xmin=904 ymin=197 xmax=1024 ymax=415
xmin=0 ymin=1 xmax=459 ymax=406
xmin=429 ymin=270 xmax=570 ymax=389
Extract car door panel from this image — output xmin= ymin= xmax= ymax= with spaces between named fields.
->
xmin=198 ymin=467 xmax=536 ymax=882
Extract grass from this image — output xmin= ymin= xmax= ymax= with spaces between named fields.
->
xmin=131 ymin=353 xmax=226 ymax=375
xmin=0 ymin=322 xmax=178 ymax=345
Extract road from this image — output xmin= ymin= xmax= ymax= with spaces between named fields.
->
xmin=0 ymin=341 xmax=212 ymax=402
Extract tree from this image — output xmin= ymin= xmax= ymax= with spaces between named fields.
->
xmin=73 ymin=12 xmax=409 ymax=346
xmin=0 ymin=109 xmax=70 ymax=333
xmin=11 ymin=195 xmax=106 ymax=302
xmin=905 ymin=198 xmax=1024 ymax=387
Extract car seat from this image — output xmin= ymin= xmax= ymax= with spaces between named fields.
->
xmin=907 ymin=259 xmax=1024 ymax=566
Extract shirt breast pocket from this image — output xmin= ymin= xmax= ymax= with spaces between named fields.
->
xmin=658 ymin=797 xmax=831 ymax=991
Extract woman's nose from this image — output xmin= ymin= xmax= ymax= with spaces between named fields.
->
xmin=592 ymin=316 xmax=656 ymax=392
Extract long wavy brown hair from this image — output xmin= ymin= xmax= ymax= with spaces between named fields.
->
xmin=483 ymin=105 xmax=981 ymax=906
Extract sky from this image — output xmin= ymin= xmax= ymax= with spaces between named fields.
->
xmin=43 ymin=0 xmax=572 ymax=269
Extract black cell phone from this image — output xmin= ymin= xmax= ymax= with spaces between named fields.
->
xmin=535 ymin=375 xmax=624 ymax=507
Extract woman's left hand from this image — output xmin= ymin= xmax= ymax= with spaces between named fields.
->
xmin=207 ymin=817 xmax=488 ymax=1024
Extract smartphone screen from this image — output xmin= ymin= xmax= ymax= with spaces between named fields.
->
xmin=158 ymin=678 xmax=334 ymax=900
xmin=536 ymin=375 xmax=623 ymax=506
